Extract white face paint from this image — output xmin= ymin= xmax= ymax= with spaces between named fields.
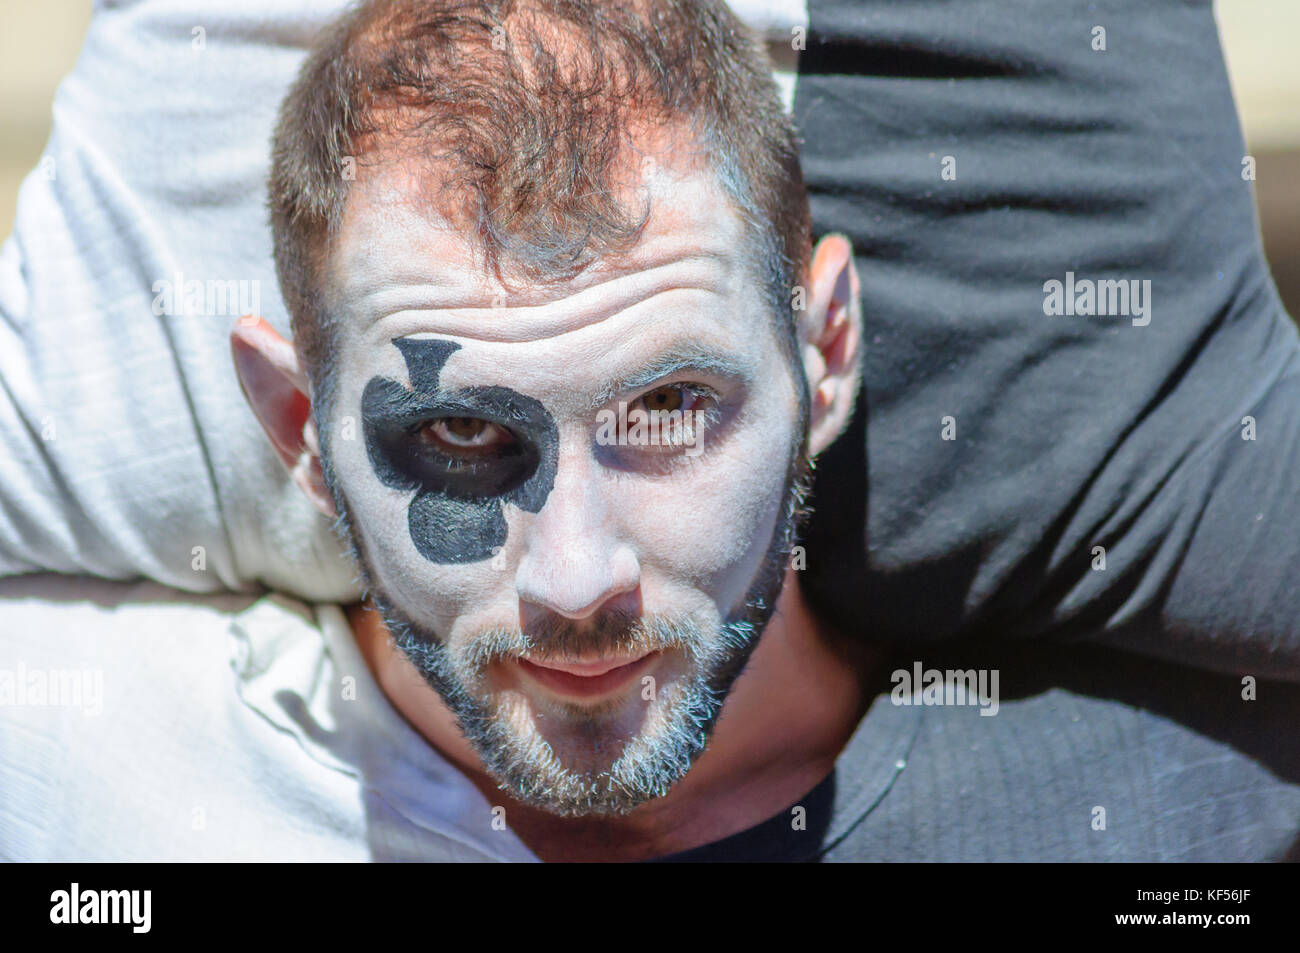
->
xmin=320 ymin=160 xmax=810 ymax=815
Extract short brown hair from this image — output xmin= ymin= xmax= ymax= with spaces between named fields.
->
xmin=268 ymin=0 xmax=812 ymax=423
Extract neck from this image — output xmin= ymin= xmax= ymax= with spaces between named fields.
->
xmin=348 ymin=567 xmax=879 ymax=861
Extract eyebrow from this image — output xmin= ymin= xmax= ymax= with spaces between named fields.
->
xmin=580 ymin=341 xmax=754 ymax=414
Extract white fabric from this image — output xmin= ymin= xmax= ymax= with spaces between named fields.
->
xmin=0 ymin=573 xmax=539 ymax=861
xmin=0 ymin=0 xmax=362 ymax=601
xmin=0 ymin=0 xmax=805 ymax=603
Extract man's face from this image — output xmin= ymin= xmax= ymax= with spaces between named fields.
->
xmin=319 ymin=160 xmax=810 ymax=816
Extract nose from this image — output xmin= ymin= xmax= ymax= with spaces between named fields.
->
xmin=513 ymin=445 xmax=640 ymax=619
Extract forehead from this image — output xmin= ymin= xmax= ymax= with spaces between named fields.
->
xmin=325 ymin=160 xmax=766 ymax=366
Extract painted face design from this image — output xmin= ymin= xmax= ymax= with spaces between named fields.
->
xmin=323 ymin=162 xmax=817 ymax=817
xmin=360 ymin=337 xmax=558 ymax=563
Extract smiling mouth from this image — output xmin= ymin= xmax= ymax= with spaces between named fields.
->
xmin=514 ymin=650 xmax=662 ymax=700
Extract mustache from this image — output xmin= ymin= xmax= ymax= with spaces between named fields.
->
xmin=453 ymin=610 xmax=710 ymax=674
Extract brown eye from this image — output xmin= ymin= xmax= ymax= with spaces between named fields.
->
xmin=418 ymin=417 xmax=513 ymax=452
xmin=622 ymin=384 xmax=716 ymax=449
xmin=639 ymin=386 xmax=685 ymax=414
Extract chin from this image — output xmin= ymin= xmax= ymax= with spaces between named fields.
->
xmin=470 ymin=648 xmax=729 ymax=817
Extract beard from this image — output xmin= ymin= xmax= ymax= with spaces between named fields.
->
xmin=323 ymin=432 xmax=814 ymax=818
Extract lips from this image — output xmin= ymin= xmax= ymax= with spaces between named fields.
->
xmin=515 ymin=650 xmax=661 ymax=700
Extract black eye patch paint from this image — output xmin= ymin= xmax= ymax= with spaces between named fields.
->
xmin=362 ymin=337 xmax=558 ymax=564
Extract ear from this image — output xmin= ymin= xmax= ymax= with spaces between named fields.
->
xmin=230 ymin=316 xmax=337 ymax=518
xmin=798 ymin=233 xmax=863 ymax=457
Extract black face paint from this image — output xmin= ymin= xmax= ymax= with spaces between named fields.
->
xmin=362 ymin=338 xmax=558 ymax=564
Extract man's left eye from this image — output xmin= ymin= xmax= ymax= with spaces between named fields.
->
xmin=618 ymin=383 xmax=720 ymax=450
xmin=630 ymin=384 xmax=709 ymax=417
xmin=417 ymin=417 xmax=515 ymax=453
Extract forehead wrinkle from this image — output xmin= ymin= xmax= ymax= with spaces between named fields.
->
xmin=363 ymin=260 xmax=742 ymax=347
xmin=330 ymin=161 xmax=751 ymax=342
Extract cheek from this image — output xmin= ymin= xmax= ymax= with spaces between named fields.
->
xmin=332 ymin=431 xmax=507 ymax=633
xmin=623 ymin=404 xmax=797 ymax=603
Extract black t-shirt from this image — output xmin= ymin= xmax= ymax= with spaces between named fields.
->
xmin=793 ymin=0 xmax=1300 ymax=679
xmin=645 ymin=771 xmax=835 ymax=863
xmin=641 ymin=0 xmax=1300 ymax=865
xmin=646 ymin=641 xmax=1300 ymax=862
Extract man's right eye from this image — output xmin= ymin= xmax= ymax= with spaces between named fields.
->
xmin=415 ymin=417 xmax=516 ymax=454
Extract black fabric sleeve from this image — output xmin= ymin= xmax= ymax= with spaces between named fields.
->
xmin=793 ymin=0 xmax=1300 ymax=679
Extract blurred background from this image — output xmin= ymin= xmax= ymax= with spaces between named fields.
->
xmin=1 ymin=0 xmax=1297 ymax=315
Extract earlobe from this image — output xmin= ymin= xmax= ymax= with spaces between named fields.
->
xmin=800 ymin=234 xmax=863 ymax=457
xmin=230 ymin=316 xmax=337 ymax=518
